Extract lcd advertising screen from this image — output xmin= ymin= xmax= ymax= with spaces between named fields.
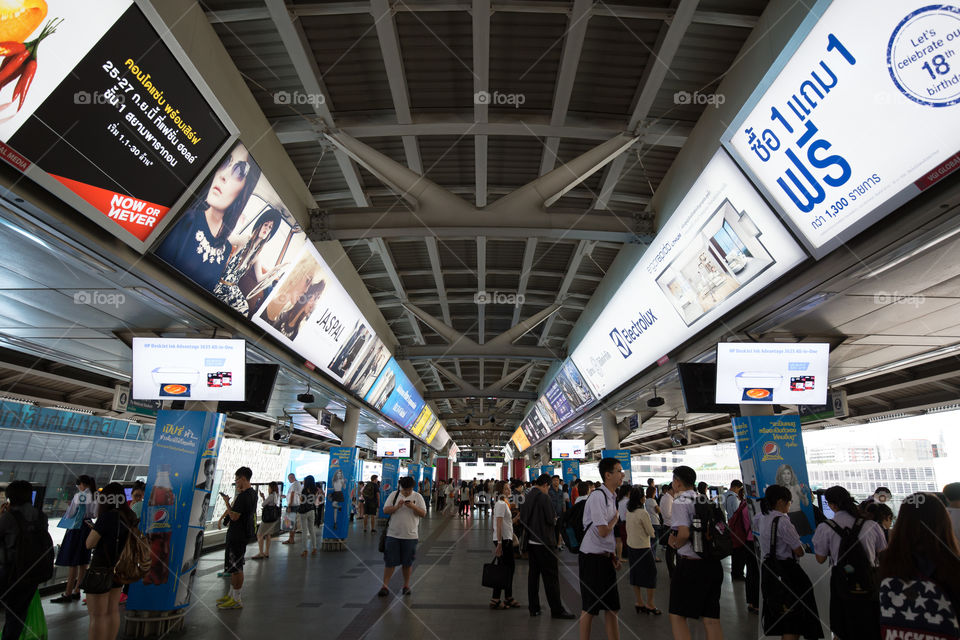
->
xmin=716 ymin=342 xmax=830 ymax=405
xmin=376 ymin=437 xmax=411 ymax=459
xmin=363 ymin=358 xmax=425 ymax=430
xmin=570 ymin=150 xmax=805 ymax=398
xmin=722 ymin=1 xmax=960 ymax=258
xmin=131 ymin=338 xmax=245 ymax=401
xmin=410 ymin=405 xmax=435 ymax=437
xmin=510 ymin=426 xmax=531 ymax=453
xmin=0 ymin=0 xmax=230 ymax=249
xmin=425 ymin=419 xmax=443 ymax=444
xmin=551 ymin=439 xmax=586 ymax=460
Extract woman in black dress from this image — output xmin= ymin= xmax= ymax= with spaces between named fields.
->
xmin=85 ymin=483 xmax=137 ymax=640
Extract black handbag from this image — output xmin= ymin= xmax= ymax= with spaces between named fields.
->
xmin=262 ymin=504 xmax=280 ymax=523
xmin=761 ymin=516 xmax=792 ymax=628
xmin=379 ymin=492 xmax=400 ymax=553
xmin=81 ymin=565 xmax=115 ymax=594
xmin=482 ymin=555 xmax=509 ymax=590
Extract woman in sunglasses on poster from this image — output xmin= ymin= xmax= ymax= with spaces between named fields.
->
xmin=213 ymin=207 xmax=283 ymax=315
xmin=156 ymin=143 xmax=262 ymax=291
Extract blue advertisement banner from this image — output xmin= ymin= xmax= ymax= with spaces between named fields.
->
xmin=379 ymin=457 xmax=400 ymax=519
xmin=602 ymin=449 xmax=632 ymax=485
xmin=422 ymin=466 xmax=433 ymax=484
xmin=363 ymin=358 xmax=425 ymax=429
xmin=323 ymin=446 xmax=358 ymax=539
xmin=561 ymin=460 xmax=580 ymax=496
xmin=407 ymin=463 xmax=422 ymax=484
xmin=540 ymin=465 xmax=555 ymax=478
xmin=528 ymin=467 xmax=538 ymax=482
xmin=128 ymin=410 xmax=225 ymax=611
xmin=0 ymin=400 xmax=141 ymax=440
xmin=732 ymin=414 xmax=816 ymax=542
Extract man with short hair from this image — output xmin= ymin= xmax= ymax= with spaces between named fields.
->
xmin=519 ymin=474 xmax=576 ymax=620
xmin=0 ymin=480 xmax=48 ymax=640
xmin=379 ymin=476 xmax=426 ymax=597
xmin=575 ymin=480 xmax=592 ymax=504
xmin=660 ymin=484 xmax=676 ymax=575
xmin=549 ymin=476 xmax=565 ymax=546
xmin=362 ymin=475 xmax=380 ymax=533
xmin=217 ymin=467 xmax=257 ymax=610
xmin=284 ymin=473 xmax=301 ymax=544
xmin=944 ymin=482 xmax=960 ymax=543
xmin=668 ymin=466 xmax=723 ymax=640
xmin=578 ymin=458 xmax=624 ymax=640
xmin=723 ymin=480 xmax=745 ymax=581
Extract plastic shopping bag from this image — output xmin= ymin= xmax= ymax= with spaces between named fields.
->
xmin=281 ymin=512 xmax=296 ymax=532
xmin=20 ymin=591 xmax=47 ymax=640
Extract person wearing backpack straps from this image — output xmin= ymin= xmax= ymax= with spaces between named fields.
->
xmin=813 ymin=485 xmax=886 ymax=640
xmin=0 ymin=480 xmax=53 ymax=640
xmin=362 ymin=475 xmax=380 ymax=533
xmin=84 ymin=482 xmax=136 ymax=640
xmin=667 ymin=465 xmax=724 ymax=640
xmin=878 ymin=492 xmax=960 ymax=639
xmin=757 ymin=484 xmax=822 ymax=640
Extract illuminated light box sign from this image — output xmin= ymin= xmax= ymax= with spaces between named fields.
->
xmin=570 ymin=150 xmax=805 ymax=398
xmin=723 ymin=0 xmax=960 ymax=258
xmin=483 ymin=452 xmax=505 ymax=463
xmin=425 ymin=419 xmax=443 ymax=444
xmin=543 ymin=360 xmax=596 ymax=423
xmin=716 ymin=342 xmax=829 ymax=405
xmin=0 ymin=0 xmax=230 ymax=250
xmin=376 ymin=437 xmax=411 ymax=459
xmin=510 ymin=426 xmax=531 ymax=453
xmin=551 ymin=439 xmax=585 ymax=460
xmin=363 ymin=358 xmax=424 ymax=430
xmin=131 ymin=338 xmax=245 ymax=401
xmin=457 ymin=451 xmax=478 ymax=463
xmin=410 ymin=405 xmax=435 ymax=437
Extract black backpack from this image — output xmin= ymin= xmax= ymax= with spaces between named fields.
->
xmin=559 ymin=492 xmax=609 ymax=554
xmin=10 ymin=510 xmax=54 ymax=585
xmin=692 ymin=497 xmax=733 ymax=560
xmin=825 ymin=518 xmax=878 ymax=600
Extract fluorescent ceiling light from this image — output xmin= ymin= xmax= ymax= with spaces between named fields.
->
xmin=859 ymin=224 xmax=960 ymax=280
xmin=829 ymin=342 xmax=960 ymax=386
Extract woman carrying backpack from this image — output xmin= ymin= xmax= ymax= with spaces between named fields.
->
xmin=84 ymin=483 xmax=136 ymax=640
xmin=813 ymin=485 xmax=887 ymax=640
xmin=756 ymin=484 xmax=822 ymax=640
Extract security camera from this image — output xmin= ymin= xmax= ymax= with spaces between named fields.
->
xmin=297 ymin=392 xmax=315 ymax=404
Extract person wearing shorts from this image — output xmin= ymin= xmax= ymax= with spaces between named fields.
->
xmin=378 ymin=476 xmax=425 ymax=597
xmin=667 ymin=465 xmax=723 ymax=640
xmin=578 ymin=457 xmax=624 ymax=640
xmin=217 ymin=467 xmax=256 ymax=610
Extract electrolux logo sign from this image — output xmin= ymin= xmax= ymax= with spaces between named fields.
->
xmin=608 ymin=308 xmax=658 ymax=359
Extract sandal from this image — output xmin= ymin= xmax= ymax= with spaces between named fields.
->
xmin=50 ymin=594 xmax=73 ymax=604
xmin=503 ymin=598 xmax=521 ymax=609
xmin=489 ymin=599 xmax=503 ymax=610
xmin=646 ymin=607 xmax=662 ymax=615
xmin=251 ymin=554 xmax=265 ymax=560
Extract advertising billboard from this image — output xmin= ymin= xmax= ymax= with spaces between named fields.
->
xmin=716 ymin=342 xmax=830 ymax=405
xmin=510 ymin=426 xmax=531 ymax=453
xmin=570 ymin=150 xmax=805 ymax=398
xmin=131 ymin=338 xmax=245 ymax=401
xmin=0 ymin=1 xmax=230 ymax=250
xmin=551 ymin=439 xmax=586 ymax=460
xmin=723 ymin=1 xmax=960 ymax=258
xmin=376 ymin=437 xmax=411 ymax=459
xmin=363 ymin=358 xmax=425 ymax=430
xmin=410 ymin=405 xmax=435 ymax=437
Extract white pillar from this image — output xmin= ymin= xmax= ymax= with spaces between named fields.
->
xmin=341 ymin=405 xmax=360 ymax=446
xmin=601 ymin=410 xmax=620 ymax=449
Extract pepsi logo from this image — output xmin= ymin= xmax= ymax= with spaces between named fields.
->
xmin=205 ymin=438 xmax=216 ymax=450
xmin=763 ymin=442 xmax=778 ymax=456
xmin=153 ymin=508 xmax=169 ymax=524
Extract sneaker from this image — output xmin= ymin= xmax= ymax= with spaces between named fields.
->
xmin=217 ymin=597 xmax=242 ymax=610
xmin=50 ymin=594 xmax=73 ymax=604
xmin=216 ymin=594 xmax=232 ymax=604
xmin=119 ymin=594 xmax=128 ymax=605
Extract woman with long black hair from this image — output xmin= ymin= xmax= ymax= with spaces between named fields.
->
xmin=85 ymin=483 xmax=137 ymax=640
xmin=214 ymin=207 xmax=283 ymax=315
xmin=813 ymin=485 xmax=886 ymax=640
xmin=299 ymin=475 xmax=320 ymax=557
xmin=756 ymin=484 xmax=822 ymax=640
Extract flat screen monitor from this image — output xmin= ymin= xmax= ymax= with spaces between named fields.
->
xmin=132 ymin=338 xmax=246 ymax=401
xmin=716 ymin=343 xmax=829 ymax=405
xmin=551 ymin=439 xmax=585 ymax=460
xmin=123 ymin=487 xmax=134 ymax=503
xmin=377 ymin=438 xmax=411 ymax=459
xmin=217 ymin=363 xmax=280 ymax=413
xmin=677 ymin=363 xmax=739 ymax=415
xmin=818 ymin=494 xmax=835 ymax=521
xmin=709 ymin=488 xmax=719 ymax=500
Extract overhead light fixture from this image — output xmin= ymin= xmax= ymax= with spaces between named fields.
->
xmin=829 ymin=343 xmax=960 ymax=386
xmin=297 ymin=383 xmax=315 ymax=404
xmin=647 ymin=386 xmax=664 ymax=408
xmin=858 ymin=223 xmax=960 ymax=280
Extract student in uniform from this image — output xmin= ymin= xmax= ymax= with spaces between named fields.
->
xmin=812 ymin=485 xmax=886 ymax=640
xmin=756 ymin=484 xmax=822 ymax=640
xmin=578 ymin=458 xmax=624 ymax=640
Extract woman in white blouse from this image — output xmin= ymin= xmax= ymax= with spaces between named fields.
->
xmin=253 ymin=481 xmax=281 ymax=559
xmin=625 ymin=486 xmax=660 ymax=615
xmin=490 ymin=481 xmax=521 ymax=610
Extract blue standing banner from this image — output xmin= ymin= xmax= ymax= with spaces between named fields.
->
xmin=561 ymin=459 xmax=580 ymax=496
xmin=528 ymin=467 xmax=538 ymax=482
xmin=379 ymin=457 xmax=400 ymax=519
xmin=732 ymin=414 xmax=816 ymax=542
xmin=407 ymin=463 xmax=422 ymax=485
xmin=128 ymin=410 xmax=225 ymax=611
xmin=601 ymin=449 xmax=632 ymax=484
xmin=540 ymin=464 xmax=555 ymax=478
xmin=323 ymin=446 xmax=358 ymax=540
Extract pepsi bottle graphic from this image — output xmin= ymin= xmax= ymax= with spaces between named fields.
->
xmin=144 ymin=465 xmax=176 ymax=585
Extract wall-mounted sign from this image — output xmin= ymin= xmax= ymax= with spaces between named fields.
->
xmin=723 ymin=0 xmax=960 ymax=258
xmin=131 ymin=338 xmax=246 ymax=401
xmin=716 ymin=342 xmax=829 ymax=405
xmin=363 ymin=358 xmax=425 ymax=430
xmin=376 ymin=437 xmax=411 ymax=459
xmin=570 ymin=150 xmax=805 ymax=398
xmin=510 ymin=426 xmax=531 ymax=453
xmin=0 ymin=399 xmax=141 ymax=440
xmin=551 ymin=439 xmax=586 ymax=460
xmin=0 ymin=1 xmax=230 ymax=250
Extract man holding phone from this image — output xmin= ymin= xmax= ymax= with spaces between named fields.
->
xmin=216 ymin=467 xmax=256 ymax=610
xmin=378 ymin=476 xmax=426 ymax=597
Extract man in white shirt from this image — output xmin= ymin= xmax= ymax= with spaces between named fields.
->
xmin=284 ymin=473 xmax=301 ymax=545
xmin=668 ymin=466 xmax=723 ymax=640
xmin=945 ymin=482 xmax=960 ymax=544
xmin=378 ymin=476 xmax=426 ymax=597
xmin=578 ymin=458 xmax=624 ymax=640
xmin=660 ymin=484 xmax=676 ymax=575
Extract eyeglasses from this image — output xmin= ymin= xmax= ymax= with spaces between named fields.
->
xmin=218 ymin=156 xmax=250 ymax=182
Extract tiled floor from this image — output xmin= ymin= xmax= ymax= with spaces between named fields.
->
xmin=34 ymin=510 xmax=834 ymax=639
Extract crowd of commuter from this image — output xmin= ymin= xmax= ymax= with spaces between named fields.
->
xmin=3 ymin=466 xmax=960 ymax=639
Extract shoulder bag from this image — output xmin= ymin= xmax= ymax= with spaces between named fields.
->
xmin=262 ymin=494 xmax=281 ymax=523
xmin=378 ymin=492 xmax=401 ymax=553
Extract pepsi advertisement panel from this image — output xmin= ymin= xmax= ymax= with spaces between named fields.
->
xmin=407 ymin=463 xmax=421 ymax=484
xmin=363 ymin=358 xmax=425 ymax=430
xmin=128 ymin=410 xmax=225 ymax=611
xmin=561 ymin=460 xmax=580 ymax=496
xmin=323 ymin=446 xmax=357 ymax=539
xmin=732 ymin=414 xmax=816 ymax=542
xmin=540 ymin=465 xmax=555 ymax=478
xmin=378 ymin=457 xmax=399 ymax=519
xmin=602 ymin=449 xmax=632 ymax=485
